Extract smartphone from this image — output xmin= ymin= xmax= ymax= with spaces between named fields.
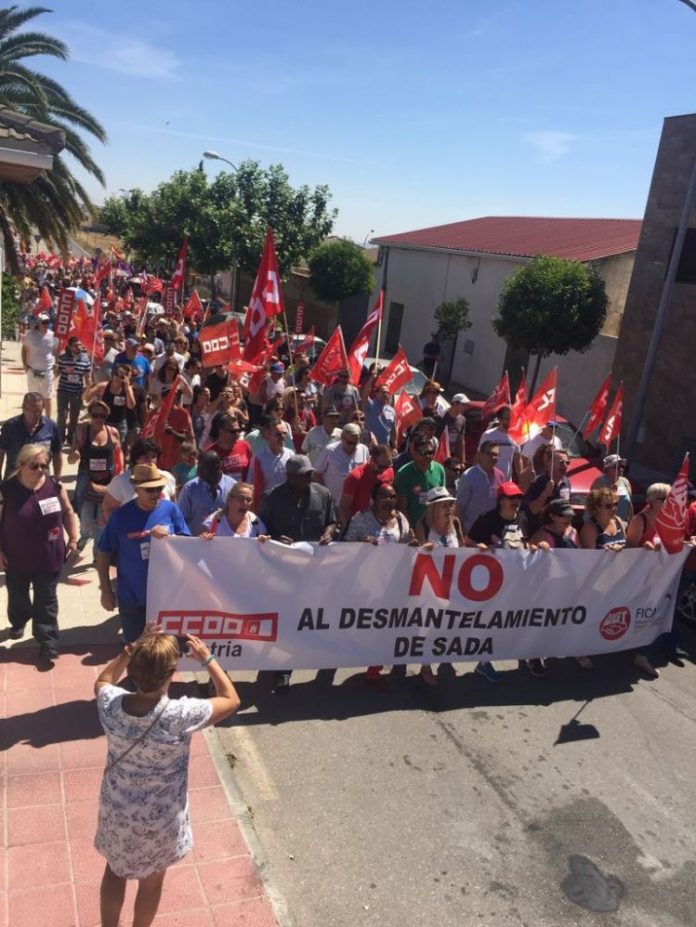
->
xmin=175 ymin=634 xmax=189 ymax=654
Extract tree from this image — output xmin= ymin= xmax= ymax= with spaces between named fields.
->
xmin=434 ymin=297 xmax=471 ymax=340
xmin=1 ymin=269 xmax=20 ymax=333
xmin=100 ymin=161 xmax=338 ymax=280
xmin=0 ymin=5 xmax=106 ymax=273
xmin=308 ymin=238 xmax=374 ymax=303
xmin=492 ymin=255 xmax=608 ymax=390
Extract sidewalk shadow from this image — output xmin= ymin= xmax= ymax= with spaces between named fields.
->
xmin=2 ymin=677 xmax=202 ymax=750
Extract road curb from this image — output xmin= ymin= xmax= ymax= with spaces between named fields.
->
xmin=204 ymin=721 xmax=293 ymax=927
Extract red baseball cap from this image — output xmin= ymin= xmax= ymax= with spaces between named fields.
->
xmin=498 ymin=481 xmax=523 ymax=498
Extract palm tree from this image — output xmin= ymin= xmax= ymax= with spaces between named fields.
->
xmin=0 ymin=5 xmax=106 ymax=272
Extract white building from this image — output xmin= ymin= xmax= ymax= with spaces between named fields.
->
xmin=371 ymin=216 xmax=641 ymax=425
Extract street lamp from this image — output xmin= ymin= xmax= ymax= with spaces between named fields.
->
xmin=201 ymin=150 xmax=239 ymax=310
xmin=203 ymin=150 xmax=238 ymax=171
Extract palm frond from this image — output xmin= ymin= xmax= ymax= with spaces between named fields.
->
xmin=0 ymin=7 xmax=52 ymax=39
xmin=0 ymin=30 xmax=68 ymax=61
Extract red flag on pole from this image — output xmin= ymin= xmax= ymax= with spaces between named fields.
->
xmin=656 ymin=453 xmax=690 ymax=553
xmin=183 ymin=290 xmax=203 ymax=322
xmin=54 ymin=290 xmax=76 ymax=348
xmin=511 ymin=370 xmax=527 ymax=423
xmin=34 ymin=286 xmax=53 ymax=315
xmin=95 ymin=257 xmax=111 ymax=285
xmin=146 ymin=276 xmax=164 ymax=295
xmin=582 ymin=374 xmax=612 ymax=439
xmin=598 ymin=383 xmax=623 ymax=448
xmin=170 ymin=237 xmax=188 ymax=291
xmin=200 ymin=318 xmax=241 ymax=368
xmin=80 ymin=297 xmax=104 ymax=363
xmin=394 ymin=390 xmax=423 ymax=444
xmin=309 ymin=327 xmax=349 ymax=387
xmin=434 ymin=426 xmax=451 ymax=465
xmin=242 ymin=228 xmax=285 ymax=361
xmin=346 ymin=293 xmax=383 ymax=386
xmin=509 ymin=368 xmax=557 ymax=444
xmin=374 ymin=345 xmax=413 ymax=395
xmin=134 ymin=296 xmax=149 ymax=337
xmin=481 ymin=371 xmax=511 ymax=419
xmin=142 ymin=375 xmax=182 ymax=440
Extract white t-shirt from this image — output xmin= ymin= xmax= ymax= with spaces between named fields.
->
xmin=302 ymin=425 xmax=342 ymax=465
xmin=478 ymin=427 xmax=519 ymax=480
xmin=105 ymin=468 xmax=177 ymax=505
xmin=24 ymin=328 xmax=58 ymax=371
xmin=522 ymin=432 xmax=562 ymax=460
xmin=314 ymin=440 xmax=369 ymax=502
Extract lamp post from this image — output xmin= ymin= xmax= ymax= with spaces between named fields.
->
xmin=202 ymin=151 xmax=239 ymax=310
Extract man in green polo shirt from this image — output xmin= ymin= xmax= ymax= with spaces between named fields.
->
xmin=395 ymin=438 xmax=446 ymax=527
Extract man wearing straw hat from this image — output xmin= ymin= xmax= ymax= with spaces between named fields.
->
xmin=95 ymin=462 xmax=190 ymax=642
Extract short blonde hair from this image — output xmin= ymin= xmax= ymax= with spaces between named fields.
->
xmin=11 ymin=442 xmax=49 ymax=478
xmin=646 ymin=482 xmax=671 ymax=503
xmin=128 ymin=630 xmax=180 ymax=694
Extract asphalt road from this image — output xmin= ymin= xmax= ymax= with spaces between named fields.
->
xmin=215 ymin=631 xmax=696 ymax=927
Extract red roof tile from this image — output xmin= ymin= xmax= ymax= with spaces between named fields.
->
xmin=372 ymin=216 xmax=642 ymax=263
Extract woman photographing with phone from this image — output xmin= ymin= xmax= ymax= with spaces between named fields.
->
xmin=94 ymin=628 xmax=240 ymax=927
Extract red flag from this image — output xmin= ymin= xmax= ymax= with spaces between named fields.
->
xmin=656 ymin=453 xmax=690 ymax=553
xmin=80 ymin=297 xmax=104 ymax=363
xmin=509 ymin=368 xmax=557 ymax=444
xmin=54 ymin=289 xmax=76 ymax=348
xmin=200 ymin=318 xmax=241 ymax=368
xmin=347 ymin=293 xmax=383 ymax=386
xmin=95 ymin=257 xmax=111 ymax=285
xmin=374 ymin=345 xmax=412 ymax=395
xmin=434 ymin=426 xmax=451 ymax=465
xmin=481 ymin=371 xmax=511 ymax=419
xmin=146 ymin=276 xmax=164 ymax=295
xmin=598 ymin=383 xmax=623 ymax=448
xmin=582 ymin=374 xmax=612 ymax=439
xmin=46 ymin=253 xmax=61 ymax=269
xmin=309 ymin=327 xmax=349 ymax=387
xmin=170 ymin=237 xmax=188 ymax=291
xmin=227 ymin=357 xmax=260 ymax=379
xmin=67 ymin=298 xmax=89 ymax=343
xmin=293 ymin=325 xmax=316 ymax=357
xmin=34 ymin=286 xmax=53 ymax=315
xmin=142 ymin=375 xmax=182 ymax=440
xmin=134 ymin=295 xmax=149 ymax=337
xmin=394 ymin=390 xmax=423 ymax=444
xmin=183 ymin=290 xmax=203 ymax=322
xmin=242 ymin=227 xmax=285 ymax=361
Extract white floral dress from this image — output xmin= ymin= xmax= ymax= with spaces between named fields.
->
xmin=95 ymin=684 xmax=213 ymax=878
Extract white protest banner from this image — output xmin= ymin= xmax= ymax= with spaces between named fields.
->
xmin=147 ymin=539 xmax=686 ymax=670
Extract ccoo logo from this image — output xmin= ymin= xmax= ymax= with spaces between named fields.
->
xmin=599 ymin=606 xmax=631 ymax=641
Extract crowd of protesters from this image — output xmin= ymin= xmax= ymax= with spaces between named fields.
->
xmin=1 ymin=251 xmax=694 ymax=690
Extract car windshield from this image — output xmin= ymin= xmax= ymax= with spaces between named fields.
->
xmin=554 ymin=422 xmax=594 ymax=459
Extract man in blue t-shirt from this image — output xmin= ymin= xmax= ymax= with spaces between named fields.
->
xmin=113 ymin=337 xmax=151 ymax=391
xmin=96 ymin=462 xmax=190 ymax=641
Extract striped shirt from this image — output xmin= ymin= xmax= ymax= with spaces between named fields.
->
xmin=57 ymin=349 xmax=91 ymax=394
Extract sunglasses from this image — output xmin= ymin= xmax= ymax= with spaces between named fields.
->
xmin=377 ymin=493 xmax=397 ymax=501
xmin=416 ymin=448 xmax=434 ymax=457
xmin=90 ymin=411 xmax=107 ymax=419
xmin=600 ymin=503 xmax=618 ymax=510
xmin=140 ymin=487 xmax=162 ymax=495
xmin=28 ymin=462 xmax=49 ymax=471
xmin=344 ymin=439 xmax=359 ymax=447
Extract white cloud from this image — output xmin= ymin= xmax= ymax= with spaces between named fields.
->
xmin=525 ymin=130 xmax=576 ymax=162
xmin=57 ymin=20 xmax=180 ymax=79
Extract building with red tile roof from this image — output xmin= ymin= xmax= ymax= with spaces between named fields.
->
xmin=369 ymin=215 xmax=641 ymax=428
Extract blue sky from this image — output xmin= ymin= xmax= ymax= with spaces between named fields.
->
xmin=36 ymin=0 xmax=696 ymax=241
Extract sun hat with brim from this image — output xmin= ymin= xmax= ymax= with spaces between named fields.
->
xmin=130 ymin=463 xmax=166 ymax=489
xmin=424 ymin=486 xmax=456 ymax=505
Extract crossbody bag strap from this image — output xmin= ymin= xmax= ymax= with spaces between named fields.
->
xmin=104 ymin=697 xmax=169 ymax=774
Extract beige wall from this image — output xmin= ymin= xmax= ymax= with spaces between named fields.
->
xmin=374 ymin=246 xmax=632 ymax=426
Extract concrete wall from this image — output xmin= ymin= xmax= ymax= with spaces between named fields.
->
xmin=612 ymin=113 xmax=696 ymax=475
xmin=373 ymin=245 xmax=629 ymax=425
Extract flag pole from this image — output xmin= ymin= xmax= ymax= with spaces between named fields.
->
xmin=568 ymin=411 xmax=590 ymax=452
xmin=374 ymin=289 xmax=384 ymax=369
xmin=282 ymin=309 xmax=299 ymax=419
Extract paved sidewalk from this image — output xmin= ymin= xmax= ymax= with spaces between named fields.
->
xmin=0 ymin=340 xmax=281 ymax=926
